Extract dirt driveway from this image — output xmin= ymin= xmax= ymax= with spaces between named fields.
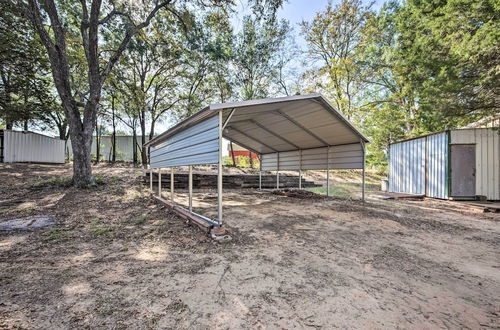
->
xmin=1 ymin=164 xmax=499 ymax=329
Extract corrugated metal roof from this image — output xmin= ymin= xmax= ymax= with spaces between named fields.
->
xmin=145 ymin=94 xmax=368 ymax=153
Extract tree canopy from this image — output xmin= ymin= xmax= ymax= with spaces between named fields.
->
xmin=1 ymin=0 xmax=497 ymax=177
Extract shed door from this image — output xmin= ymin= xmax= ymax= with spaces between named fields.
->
xmin=450 ymin=144 xmax=476 ymax=197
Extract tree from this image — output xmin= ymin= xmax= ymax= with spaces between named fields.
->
xmin=115 ymin=14 xmax=184 ymax=165
xmin=301 ymin=0 xmax=372 ymax=119
xmin=355 ymin=0 xmax=420 ymax=166
xmin=395 ymin=0 xmax=499 ymax=122
xmin=17 ymin=0 xmax=283 ymax=185
xmin=0 ymin=0 xmax=54 ymax=129
xmin=173 ymin=10 xmax=235 ymax=120
xmin=233 ymin=15 xmax=291 ymax=100
xmin=16 ymin=0 xmax=181 ymax=185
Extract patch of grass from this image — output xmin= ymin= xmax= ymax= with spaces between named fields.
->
xmin=132 ymin=214 xmax=148 ymax=225
xmin=108 ymin=175 xmax=122 ymax=183
xmin=307 ymin=181 xmax=381 ymax=199
xmin=94 ymin=174 xmax=106 ymax=185
xmin=89 ymin=218 xmax=112 ymax=236
xmin=44 ymin=228 xmax=66 ymax=241
xmin=97 ymin=299 xmax=116 ymax=316
xmin=34 ymin=176 xmax=73 ymax=188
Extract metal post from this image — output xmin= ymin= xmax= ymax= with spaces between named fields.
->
xmin=217 ymin=111 xmax=223 ymax=225
xmin=276 ymin=152 xmax=280 ymax=189
xmin=327 ymin=170 xmax=330 ymax=196
xmin=361 ymin=140 xmax=366 ymax=202
xmin=299 ymin=149 xmax=302 ymax=189
xmin=171 ymin=167 xmax=174 ymax=201
xmin=158 ymin=168 xmax=162 ymax=198
xmin=188 ymin=165 xmax=193 ymax=212
xmin=259 ymin=171 xmax=262 ymax=190
xmin=149 ymin=169 xmax=153 ymax=192
xmin=326 ymin=146 xmax=330 ymax=196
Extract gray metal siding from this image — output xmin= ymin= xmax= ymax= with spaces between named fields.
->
xmin=150 ymin=115 xmax=219 ymax=168
xmin=2 ymin=130 xmax=65 ymax=163
xmin=388 ymin=137 xmax=426 ymax=195
xmin=389 ymin=132 xmax=448 ymax=198
xmin=261 ymin=143 xmax=364 ymax=171
xmin=67 ymin=135 xmax=152 ymax=162
xmin=426 ymin=132 xmax=448 ymax=199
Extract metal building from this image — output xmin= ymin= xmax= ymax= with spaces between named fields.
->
xmin=144 ymin=94 xmax=369 ymax=229
xmin=0 ymin=130 xmax=65 ymax=164
xmin=66 ymin=135 xmax=151 ymax=162
xmin=389 ymin=128 xmax=499 ymax=200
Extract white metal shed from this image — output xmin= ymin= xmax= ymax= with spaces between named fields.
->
xmin=0 ymin=130 xmax=65 ymax=164
xmin=389 ymin=128 xmax=499 ymax=200
xmin=145 ymin=94 xmax=369 ymax=228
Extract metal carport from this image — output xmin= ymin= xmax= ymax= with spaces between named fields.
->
xmin=144 ymin=94 xmax=369 ymax=229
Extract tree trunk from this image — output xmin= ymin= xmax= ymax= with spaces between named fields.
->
xmin=95 ymin=123 xmax=100 ymax=163
xmin=140 ymin=109 xmax=147 ymax=166
xmin=132 ymin=128 xmax=138 ymax=165
xmin=69 ymin=119 xmax=94 ymax=186
xmin=148 ymin=120 xmax=156 ymax=167
xmin=230 ymin=142 xmax=236 ymax=167
xmin=58 ymin=122 xmax=68 ymax=140
xmin=249 ymin=151 xmax=253 ymax=168
xmin=23 ymin=120 xmax=29 ymax=131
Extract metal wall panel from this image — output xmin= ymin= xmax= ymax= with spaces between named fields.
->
xmin=261 ymin=143 xmax=364 ymax=171
xmin=451 ymin=128 xmax=499 ymax=200
xmin=426 ymin=132 xmax=448 ymax=199
xmin=388 ymin=136 xmax=427 ymax=195
xmin=2 ymin=130 xmax=65 ymax=163
xmin=150 ymin=115 xmax=219 ymax=168
xmin=67 ymin=135 xmax=152 ymax=162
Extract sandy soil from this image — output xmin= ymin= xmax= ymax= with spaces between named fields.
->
xmin=0 ymin=163 xmax=499 ymax=329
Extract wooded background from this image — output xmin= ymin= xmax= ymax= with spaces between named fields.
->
xmin=1 ymin=0 xmax=498 ymax=184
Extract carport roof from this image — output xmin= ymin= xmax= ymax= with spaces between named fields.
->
xmin=145 ymin=94 xmax=368 ymax=154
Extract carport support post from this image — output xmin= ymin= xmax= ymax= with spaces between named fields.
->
xmin=299 ymin=150 xmax=302 ymax=189
xmin=158 ymin=168 xmax=162 ymax=197
xmin=188 ymin=165 xmax=193 ymax=212
xmin=149 ymin=169 xmax=153 ymax=192
xmin=259 ymin=171 xmax=262 ymax=190
xmin=361 ymin=139 xmax=366 ymax=202
xmin=171 ymin=167 xmax=174 ymax=201
xmin=218 ymin=110 xmax=223 ymax=225
xmin=276 ymin=152 xmax=280 ymax=189
xmin=326 ymin=146 xmax=330 ymax=196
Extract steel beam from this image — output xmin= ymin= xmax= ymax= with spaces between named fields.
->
xmin=276 ymin=152 xmax=280 ymax=189
xmin=327 ymin=146 xmax=330 ymax=196
xmin=218 ymin=111 xmax=223 ymax=225
xmin=273 ymin=110 xmax=329 ymax=146
xmin=227 ymin=126 xmax=278 ymax=153
xmin=222 ymin=108 xmax=236 ymax=130
xmin=299 ymin=149 xmax=302 ymax=189
xmin=361 ymin=139 xmax=366 ymax=202
xmin=158 ymin=168 xmax=162 ymax=197
xmin=247 ymin=119 xmax=300 ymax=149
xmin=171 ymin=167 xmax=174 ymax=201
xmin=188 ymin=165 xmax=193 ymax=212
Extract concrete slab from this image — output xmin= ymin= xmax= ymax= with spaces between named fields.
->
xmin=0 ymin=215 xmax=55 ymax=231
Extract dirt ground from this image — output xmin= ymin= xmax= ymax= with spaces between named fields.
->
xmin=0 ymin=163 xmax=499 ymax=329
